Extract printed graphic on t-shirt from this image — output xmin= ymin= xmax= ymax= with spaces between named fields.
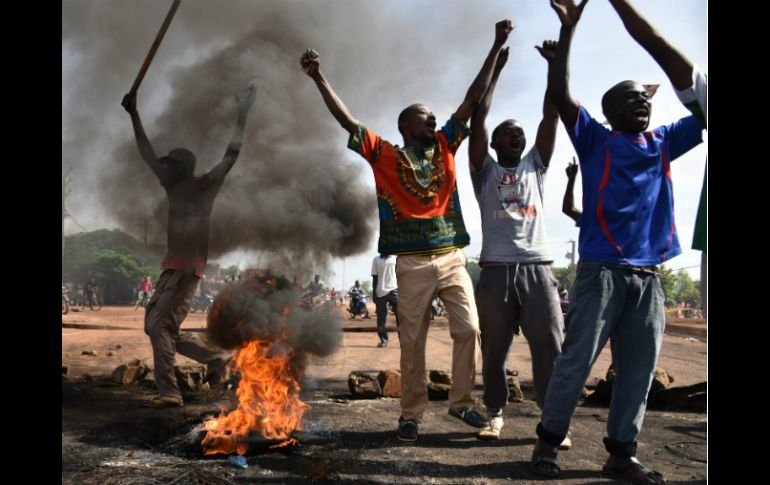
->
xmin=497 ymin=169 xmax=537 ymax=219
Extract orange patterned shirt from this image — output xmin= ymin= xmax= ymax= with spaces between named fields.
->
xmin=348 ymin=115 xmax=471 ymax=255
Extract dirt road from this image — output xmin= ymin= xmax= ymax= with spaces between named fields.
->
xmin=62 ymin=305 xmax=707 ymax=484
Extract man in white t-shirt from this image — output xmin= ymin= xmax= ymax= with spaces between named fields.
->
xmin=371 ymin=254 xmax=400 ymax=347
xmin=468 ymin=42 xmax=566 ymax=443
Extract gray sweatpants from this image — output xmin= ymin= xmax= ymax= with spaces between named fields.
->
xmin=144 ymin=269 xmax=231 ymax=402
xmin=476 ymin=263 xmax=564 ymax=412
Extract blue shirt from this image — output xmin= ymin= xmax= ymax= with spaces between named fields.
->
xmin=569 ymin=105 xmax=703 ymax=266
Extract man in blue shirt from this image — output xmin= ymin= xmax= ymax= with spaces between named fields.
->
xmin=529 ymin=2 xmax=704 ymax=483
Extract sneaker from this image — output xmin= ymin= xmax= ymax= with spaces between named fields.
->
xmin=396 ymin=417 xmax=419 ymax=442
xmin=377 ymin=341 xmax=388 ymax=348
xmin=141 ymin=396 xmax=183 ymax=408
xmin=559 ymin=432 xmax=572 ymax=450
xmin=448 ymin=407 xmax=489 ymax=429
xmin=478 ymin=415 xmax=504 ymax=440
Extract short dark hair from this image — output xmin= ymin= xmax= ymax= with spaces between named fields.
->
xmin=397 ymin=104 xmax=422 ymax=135
xmin=601 ymin=80 xmax=639 ymax=116
xmin=490 ymin=119 xmax=519 ymax=148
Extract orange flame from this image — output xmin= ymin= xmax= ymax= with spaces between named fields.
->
xmin=269 ymin=437 xmax=298 ymax=449
xmin=201 ymin=333 xmax=309 ymax=455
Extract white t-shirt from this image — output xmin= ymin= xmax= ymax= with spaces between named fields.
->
xmin=470 ymin=148 xmax=553 ymax=263
xmin=371 ymin=255 xmax=398 ymax=298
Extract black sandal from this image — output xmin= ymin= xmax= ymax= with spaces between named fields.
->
xmin=530 ymin=439 xmax=560 ymax=478
xmin=602 ymin=456 xmax=666 ymax=484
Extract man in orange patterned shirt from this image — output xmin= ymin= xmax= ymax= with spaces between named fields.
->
xmin=301 ymin=19 xmax=513 ymax=442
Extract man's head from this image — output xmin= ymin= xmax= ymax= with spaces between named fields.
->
xmin=601 ymin=81 xmax=652 ymax=133
xmin=159 ymin=148 xmax=196 ymax=182
xmin=490 ymin=119 xmax=526 ymax=164
xmin=314 ymin=274 xmax=321 ymax=283
xmin=398 ymin=103 xmax=437 ymax=145
xmin=354 ymin=280 xmax=361 ymax=288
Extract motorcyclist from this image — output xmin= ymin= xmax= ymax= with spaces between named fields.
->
xmin=348 ymin=280 xmax=370 ymax=319
xmin=135 ymin=276 xmax=154 ymax=310
xmin=85 ymin=278 xmax=98 ymax=307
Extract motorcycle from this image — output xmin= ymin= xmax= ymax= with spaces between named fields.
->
xmin=300 ymin=289 xmax=332 ymax=311
xmin=430 ymin=297 xmax=447 ymax=319
xmin=134 ymin=289 xmax=154 ymax=311
xmin=190 ymin=293 xmax=214 ymax=313
xmin=348 ymin=290 xmax=370 ymax=319
xmin=82 ymin=285 xmax=103 ymax=311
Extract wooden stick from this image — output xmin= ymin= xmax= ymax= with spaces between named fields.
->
xmin=128 ymin=0 xmax=182 ymax=95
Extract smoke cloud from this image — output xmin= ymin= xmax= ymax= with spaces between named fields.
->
xmin=207 ymin=274 xmax=341 ymax=361
xmin=62 ymin=0 xmax=522 ymax=276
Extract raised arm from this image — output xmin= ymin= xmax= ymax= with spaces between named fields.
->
xmin=122 ymin=92 xmax=163 ymax=180
xmin=454 ymin=20 xmax=513 ymax=123
xmin=469 ymin=47 xmax=509 ymax=172
xmin=208 ymin=84 xmax=257 ymax=180
xmin=533 ymin=40 xmax=560 ymax=167
xmin=537 ymin=0 xmax=588 ymax=128
xmin=301 ymin=49 xmax=359 ymax=134
xmin=608 ymin=0 xmax=694 ymax=91
xmin=562 ymin=157 xmax=581 ymax=222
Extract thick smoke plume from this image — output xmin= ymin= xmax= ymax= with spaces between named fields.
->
xmin=63 ymin=0 xmax=519 ymax=275
xmin=207 ymin=274 xmax=340 ymax=360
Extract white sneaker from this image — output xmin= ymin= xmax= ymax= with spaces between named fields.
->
xmin=559 ymin=432 xmax=572 ymax=450
xmin=477 ymin=415 xmax=504 ymax=440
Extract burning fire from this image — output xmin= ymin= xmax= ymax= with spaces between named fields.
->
xmin=201 ymin=332 xmax=309 ymax=455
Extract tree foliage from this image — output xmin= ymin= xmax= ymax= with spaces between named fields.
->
xmin=552 ymin=264 xmax=577 ymax=294
xmin=62 ymin=229 xmax=162 ymax=304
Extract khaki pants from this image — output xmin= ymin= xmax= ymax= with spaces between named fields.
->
xmin=145 ymin=269 xmax=231 ymax=402
xmin=395 ymin=250 xmax=480 ymax=421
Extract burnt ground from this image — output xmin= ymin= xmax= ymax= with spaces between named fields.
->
xmin=62 ymin=306 xmax=707 ymax=484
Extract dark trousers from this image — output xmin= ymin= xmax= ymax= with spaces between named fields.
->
xmin=375 ymin=290 xmax=400 ymax=343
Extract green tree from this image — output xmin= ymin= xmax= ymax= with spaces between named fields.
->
xmin=658 ymin=265 xmax=678 ymax=308
xmin=90 ymin=250 xmax=145 ymax=304
xmin=675 ymin=270 xmax=701 ymax=309
xmin=62 ymin=229 xmax=162 ymax=304
xmin=552 ymin=264 xmax=577 ymax=293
